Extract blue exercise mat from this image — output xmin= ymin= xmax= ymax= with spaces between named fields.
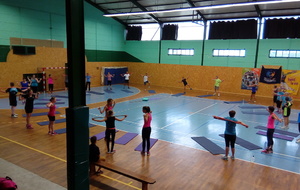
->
xmin=219 ymin=134 xmax=262 ymax=150
xmin=256 ymin=131 xmax=294 ymax=141
xmin=115 ymin=133 xmax=138 ymax=145
xmin=197 ymin=94 xmax=213 ymax=98
xmin=224 ymin=100 xmax=247 ymax=104
xmin=172 ymin=93 xmax=185 ymax=97
xmin=104 ymin=89 xmax=115 ymax=93
xmin=241 ymin=110 xmax=269 ymax=115
xmin=122 ymin=89 xmax=134 ymax=93
xmin=134 ymin=138 xmax=158 ymax=151
xmin=54 ymin=123 xmax=96 ymax=134
xmin=148 ymin=90 xmax=156 ymax=93
xmin=255 ymin=126 xmax=299 ymax=137
xmin=37 ymin=118 xmax=66 ymax=126
xmin=238 ymin=105 xmax=266 ymax=109
xmin=191 ymin=137 xmax=225 ymax=155
xmin=22 ymin=111 xmax=60 ymax=117
xmin=289 ymin=120 xmax=298 ymax=124
xmin=38 ymin=99 xmax=62 ymax=101
xmin=34 ymin=102 xmax=65 ymax=105
xmin=53 ymin=95 xmax=68 ymax=98
xmin=88 ymin=91 xmax=105 ymax=95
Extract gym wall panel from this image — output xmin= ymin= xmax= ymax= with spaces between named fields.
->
xmin=124 ymin=41 xmax=160 ymax=63
xmin=257 ymin=39 xmax=300 ymax=70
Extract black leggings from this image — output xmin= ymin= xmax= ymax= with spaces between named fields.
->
xmin=267 ymin=128 xmax=275 ymax=148
xmin=105 ymin=129 xmax=116 ymax=152
xmin=86 ymin=82 xmax=91 ymax=91
xmin=224 ymin=134 xmax=236 ymax=148
xmin=298 ymin=123 xmax=300 ymax=133
xmin=142 ymin=127 xmax=151 ymax=152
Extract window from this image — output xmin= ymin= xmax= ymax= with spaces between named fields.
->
xmin=213 ymin=49 xmax=246 ymax=57
xmin=269 ymin=49 xmax=300 ymax=58
xmin=177 ymin=22 xmax=205 ymax=40
xmin=139 ymin=24 xmax=161 ymax=41
xmin=168 ymin=48 xmax=194 ymax=56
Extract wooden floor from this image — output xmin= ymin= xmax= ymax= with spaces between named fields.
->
xmin=0 ymin=84 xmax=299 ymax=190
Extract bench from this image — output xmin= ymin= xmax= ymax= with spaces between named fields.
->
xmin=95 ymin=161 xmax=156 ymax=190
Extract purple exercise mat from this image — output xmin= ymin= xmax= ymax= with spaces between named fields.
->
xmin=115 ymin=133 xmax=138 ymax=145
xmin=256 ymin=131 xmax=294 ymax=141
xmin=134 ymin=138 xmax=158 ymax=151
xmin=255 ymin=125 xmax=299 ymax=137
xmin=92 ymin=130 xmax=119 ymax=140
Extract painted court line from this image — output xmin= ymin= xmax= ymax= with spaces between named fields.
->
xmin=0 ymin=135 xmax=141 ymax=190
xmin=161 ymin=103 xmax=217 ymax=129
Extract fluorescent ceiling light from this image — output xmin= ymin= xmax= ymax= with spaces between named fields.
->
xmin=104 ymin=0 xmax=300 ymax=17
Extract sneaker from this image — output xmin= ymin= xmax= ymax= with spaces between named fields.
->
xmin=95 ymin=170 xmax=103 ymax=175
xmin=296 ymin=138 xmax=300 ymax=143
xmin=231 ymin=156 xmax=235 ymax=160
xmin=26 ymin=124 xmax=33 ymax=129
xmin=48 ymin=131 xmax=51 ymax=135
xmin=218 ymin=93 xmax=220 ymax=97
xmin=253 ymin=101 xmax=256 ymax=103
xmin=281 ymin=126 xmax=287 ymax=129
xmin=261 ymin=149 xmax=269 ymax=154
xmin=221 ymin=156 xmax=228 ymax=161
xmin=141 ymin=151 xmax=145 ymax=155
xmin=213 ymin=93 xmax=216 ymax=96
xmin=11 ymin=114 xmax=18 ymax=118
xmin=146 ymin=152 xmax=150 ymax=156
xmin=269 ymin=148 xmax=273 ymax=153
xmin=128 ymin=87 xmax=130 ymax=89
xmin=51 ymin=132 xmax=57 ymax=135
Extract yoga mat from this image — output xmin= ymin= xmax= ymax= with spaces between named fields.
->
xmin=22 ymin=111 xmax=60 ymax=117
xmin=224 ymin=100 xmax=247 ymax=104
xmin=104 ymin=89 xmax=115 ymax=93
xmin=115 ymin=133 xmax=138 ymax=145
xmin=172 ymin=93 xmax=185 ymax=97
xmin=89 ymin=91 xmax=105 ymax=95
xmin=134 ymin=138 xmax=158 ymax=151
xmin=37 ymin=118 xmax=66 ymax=126
xmin=54 ymin=95 xmax=68 ymax=98
xmin=289 ymin=120 xmax=298 ymax=124
xmin=255 ymin=126 xmax=299 ymax=137
xmin=54 ymin=123 xmax=96 ymax=134
xmin=92 ymin=130 xmax=119 ymax=140
xmin=122 ymin=89 xmax=134 ymax=93
xmin=34 ymin=107 xmax=47 ymax=109
xmin=148 ymin=90 xmax=156 ymax=93
xmin=256 ymin=131 xmax=294 ymax=141
xmin=219 ymin=134 xmax=262 ymax=150
xmin=197 ymin=94 xmax=213 ymax=98
xmin=191 ymin=137 xmax=225 ymax=155
xmin=34 ymin=102 xmax=65 ymax=105
xmin=241 ymin=110 xmax=269 ymax=115
xmin=38 ymin=99 xmax=62 ymax=101
xmin=238 ymin=105 xmax=266 ymax=109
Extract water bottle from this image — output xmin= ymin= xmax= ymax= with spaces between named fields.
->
xmin=250 ymin=154 xmax=255 ymax=163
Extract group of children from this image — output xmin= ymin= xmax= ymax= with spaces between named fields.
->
xmin=89 ymin=98 xmax=153 ymax=175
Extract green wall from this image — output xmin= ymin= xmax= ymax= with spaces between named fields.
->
xmin=124 ymin=41 xmax=160 ymax=63
xmin=0 ymin=0 xmax=125 ymax=51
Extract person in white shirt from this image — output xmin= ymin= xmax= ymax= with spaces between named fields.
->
xmin=121 ymin=71 xmax=131 ymax=89
xmin=141 ymin=73 xmax=151 ymax=90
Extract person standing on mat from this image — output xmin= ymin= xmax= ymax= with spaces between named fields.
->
xmin=213 ymin=110 xmax=248 ymax=160
xmin=27 ymin=75 xmax=41 ymax=95
xmin=249 ymin=81 xmax=258 ymax=103
xmin=1 ymin=82 xmax=22 ymax=118
xmin=85 ymin=73 xmax=93 ymax=91
xmin=281 ymin=96 xmax=292 ymax=130
xmin=99 ymin=98 xmax=116 ymax=117
xmin=92 ymin=111 xmax=127 ymax=153
xmin=105 ymin=72 xmax=114 ymax=90
xmin=276 ymin=88 xmax=285 ymax=114
xmin=121 ymin=71 xmax=131 ymax=89
xmin=261 ymin=106 xmax=282 ymax=154
xmin=20 ymin=78 xmax=30 ymax=104
xmin=179 ymin=77 xmax=192 ymax=93
xmin=47 ymin=74 xmax=55 ymax=94
xmin=141 ymin=73 xmax=151 ymax=90
xmin=89 ymin=136 xmax=104 ymax=175
xmin=47 ymin=97 xmax=57 ymax=135
xmin=141 ymin=106 xmax=152 ymax=156
xmin=20 ymin=89 xmax=39 ymax=129
xmin=213 ymin=76 xmax=224 ymax=97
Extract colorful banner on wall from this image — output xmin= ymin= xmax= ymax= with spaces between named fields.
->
xmin=259 ymin=66 xmax=282 ymax=84
xmin=241 ymin=68 xmax=261 ymax=90
xmin=281 ymin=70 xmax=300 ymax=95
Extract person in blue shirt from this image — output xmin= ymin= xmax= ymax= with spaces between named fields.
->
xmin=213 ymin=110 xmax=248 ymax=161
xmin=1 ymin=82 xmax=22 ymax=117
xmin=249 ymin=81 xmax=258 ymax=103
xmin=85 ymin=73 xmax=93 ymax=91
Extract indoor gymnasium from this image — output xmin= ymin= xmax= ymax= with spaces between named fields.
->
xmin=0 ymin=0 xmax=300 ymax=190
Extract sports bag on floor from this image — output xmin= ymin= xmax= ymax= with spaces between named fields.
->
xmin=0 ymin=176 xmax=17 ymax=190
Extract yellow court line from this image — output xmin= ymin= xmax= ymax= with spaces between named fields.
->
xmin=0 ymin=135 xmax=141 ymax=190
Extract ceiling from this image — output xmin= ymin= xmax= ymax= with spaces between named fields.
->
xmin=86 ymin=0 xmax=300 ymax=25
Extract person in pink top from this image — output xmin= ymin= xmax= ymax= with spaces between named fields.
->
xmin=99 ymin=98 xmax=116 ymax=117
xmin=105 ymin=72 xmax=115 ymax=90
xmin=47 ymin=97 xmax=57 ymax=135
xmin=262 ymin=106 xmax=282 ymax=153
xmin=47 ymin=74 xmax=55 ymax=94
xmin=141 ymin=106 xmax=152 ymax=156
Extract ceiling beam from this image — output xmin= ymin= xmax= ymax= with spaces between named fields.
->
xmin=127 ymin=0 xmax=162 ymax=24
xmin=253 ymin=0 xmax=263 ymax=18
xmin=85 ymin=0 xmax=127 ymax=26
xmin=185 ymin=0 xmax=206 ymax=21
